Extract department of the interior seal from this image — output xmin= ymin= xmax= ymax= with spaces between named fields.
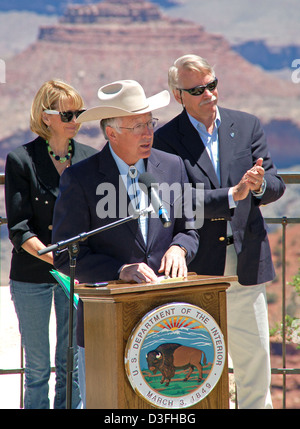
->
xmin=124 ymin=302 xmax=226 ymax=408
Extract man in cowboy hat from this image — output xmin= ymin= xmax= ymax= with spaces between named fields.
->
xmin=53 ymin=79 xmax=198 ymax=282
xmin=52 ymin=80 xmax=199 ymax=406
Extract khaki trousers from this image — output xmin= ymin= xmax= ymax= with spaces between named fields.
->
xmin=224 ymin=243 xmax=273 ymax=409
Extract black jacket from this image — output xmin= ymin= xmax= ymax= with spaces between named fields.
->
xmin=5 ymin=136 xmax=98 ymax=283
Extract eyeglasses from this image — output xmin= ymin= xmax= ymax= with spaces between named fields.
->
xmin=119 ymin=118 xmax=159 ymax=135
xmin=177 ymin=77 xmax=218 ymax=96
xmin=44 ymin=109 xmax=86 ymax=123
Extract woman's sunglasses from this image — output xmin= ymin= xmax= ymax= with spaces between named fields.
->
xmin=177 ymin=77 xmax=218 ymax=96
xmin=44 ymin=109 xmax=86 ymax=123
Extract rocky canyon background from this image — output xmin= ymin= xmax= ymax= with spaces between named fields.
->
xmin=0 ymin=0 xmax=300 ymax=408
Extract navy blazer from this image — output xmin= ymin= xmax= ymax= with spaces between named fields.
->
xmin=52 ymin=143 xmax=199 ymax=283
xmin=5 ymin=136 xmax=98 ymax=283
xmin=153 ymin=107 xmax=285 ymax=285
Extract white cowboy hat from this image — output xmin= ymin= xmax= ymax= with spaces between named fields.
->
xmin=76 ymin=80 xmax=170 ymax=123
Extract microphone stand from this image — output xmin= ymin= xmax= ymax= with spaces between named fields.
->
xmin=38 ymin=208 xmax=152 ymax=409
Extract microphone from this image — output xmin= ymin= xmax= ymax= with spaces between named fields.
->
xmin=138 ymin=172 xmax=172 ymax=228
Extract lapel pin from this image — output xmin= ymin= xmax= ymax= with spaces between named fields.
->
xmin=230 ymin=132 xmax=235 ymax=138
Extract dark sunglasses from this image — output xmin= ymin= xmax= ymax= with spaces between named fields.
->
xmin=44 ymin=109 xmax=86 ymax=122
xmin=177 ymin=77 xmax=218 ymax=96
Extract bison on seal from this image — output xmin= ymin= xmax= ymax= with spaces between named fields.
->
xmin=146 ymin=343 xmax=207 ymax=386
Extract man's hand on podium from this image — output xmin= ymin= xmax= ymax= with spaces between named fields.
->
xmin=119 ymin=245 xmax=187 ymax=284
xmin=158 ymin=245 xmax=187 ymax=279
xmin=119 ymin=262 xmax=158 ymax=284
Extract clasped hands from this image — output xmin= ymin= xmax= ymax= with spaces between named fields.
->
xmin=119 ymin=245 xmax=187 ymax=284
xmin=233 ymin=158 xmax=265 ymax=202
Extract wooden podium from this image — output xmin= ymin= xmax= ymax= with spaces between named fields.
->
xmin=75 ymin=274 xmax=236 ymax=409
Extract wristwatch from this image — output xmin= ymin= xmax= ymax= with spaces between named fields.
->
xmin=252 ymin=178 xmax=266 ymax=196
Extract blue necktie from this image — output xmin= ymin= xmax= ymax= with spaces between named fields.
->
xmin=128 ymin=165 xmax=148 ymax=243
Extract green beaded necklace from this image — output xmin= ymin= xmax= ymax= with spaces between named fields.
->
xmin=46 ymin=139 xmax=72 ymax=163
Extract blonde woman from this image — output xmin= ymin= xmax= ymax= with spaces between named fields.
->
xmin=5 ymin=79 xmax=97 ymax=408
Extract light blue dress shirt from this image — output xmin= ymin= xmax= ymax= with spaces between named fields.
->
xmin=188 ymin=109 xmax=221 ymax=182
xmin=186 ymin=109 xmax=266 ymax=238
xmin=187 ymin=109 xmax=236 ymax=209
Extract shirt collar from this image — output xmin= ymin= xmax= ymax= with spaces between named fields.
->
xmin=187 ymin=107 xmax=221 ymax=133
xmin=109 ymin=143 xmax=145 ymax=176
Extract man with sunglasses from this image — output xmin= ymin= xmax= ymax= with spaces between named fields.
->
xmin=153 ymin=54 xmax=285 ymax=409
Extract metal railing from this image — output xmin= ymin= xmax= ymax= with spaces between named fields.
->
xmin=264 ymin=171 xmax=300 ymax=408
xmin=0 ymin=171 xmax=299 ymax=409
